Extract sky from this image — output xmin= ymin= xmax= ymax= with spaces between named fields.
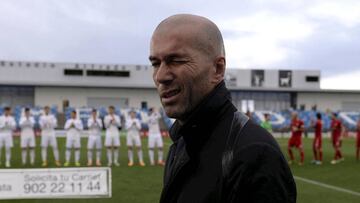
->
xmin=0 ymin=0 xmax=359 ymax=90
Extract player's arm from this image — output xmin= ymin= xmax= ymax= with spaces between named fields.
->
xmin=97 ymin=118 xmax=103 ymax=129
xmin=10 ymin=118 xmax=17 ymax=130
xmin=135 ymin=119 xmax=141 ymax=130
xmin=39 ymin=116 xmax=45 ymax=129
xmin=30 ymin=117 xmax=35 ymax=128
xmin=19 ymin=117 xmax=26 ymax=128
xmin=115 ymin=116 xmax=121 ymax=127
xmin=87 ymin=118 xmax=93 ymax=128
xmin=0 ymin=118 xmax=5 ymax=129
xmin=64 ymin=120 xmax=71 ymax=130
xmin=299 ymin=122 xmax=305 ymax=132
xmin=125 ymin=120 xmax=132 ymax=130
xmin=75 ymin=120 xmax=84 ymax=130
xmin=104 ymin=116 xmax=111 ymax=128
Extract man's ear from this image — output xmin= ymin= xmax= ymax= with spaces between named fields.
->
xmin=212 ymin=56 xmax=226 ymax=83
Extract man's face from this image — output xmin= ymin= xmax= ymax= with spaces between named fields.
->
xmin=5 ymin=109 xmax=11 ymax=116
xmin=92 ymin=111 xmax=97 ymax=118
xmin=71 ymin=112 xmax=76 ymax=119
xmin=150 ymin=27 xmax=215 ymax=120
xmin=292 ymin=113 xmax=298 ymax=120
xmin=130 ymin=111 xmax=136 ymax=119
xmin=44 ymin=107 xmax=50 ymax=115
xmin=25 ymin=111 xmax=30 ymax=117
xmin=108 ymin=107 xmax=114 ymax=115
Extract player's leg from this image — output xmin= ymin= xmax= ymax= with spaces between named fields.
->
xmin=148 ymin=136 xmax=155 ymax=165
xmin=312 ymin=138 xmax=317 ymax=163
xmin=287 ymin=138 xmax=295 ymax=164
xmin=135 ymin=136 xmax=145 ymax=166
xmin=0 ymin=137 xmax=3 ymax=165
xmin=74 ymin=137 xmax=81 ymax=166
xmin=105 ymin=136 xmax=113 ymax=166
xmin=5 ymin=135 xmax=13 ymax=167
xmin=28 ymin=135 xmax=36 ymax=166
xmin=95 ymin=136 xmax=102 ymax=166
xmin=298 ymin=146 xmax=304 ymax=166
xmin=41 ymin=135 xmax=48 ymax=166
xmin=64 ymin=137 xmax=72 ymax=166
xmin=87 ymin=136 xmax=94 ymax=166
xmin=127 ymin=134 xmax=134 ymax=166
xmin=156 ymin=136 xmax=165 ymax=166
xmin=113 ymin=136 xmax=120 ymax=166
xmin=50 ymin=136 xmax=61 ymax=166
xmin=21 ymin=136 xmax=27 ymax=165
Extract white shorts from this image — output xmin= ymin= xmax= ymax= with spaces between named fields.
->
xmin=87 ymin=135 xmax=102 ymax=149
xmin=105 ymin=135 xmax=120 ymax=147
xmin=21 ymin=135 xmax=36 ymax=148
xmin=41 ymin=134 xmax=58 ymax=148
xmin=0 ymin=134 xmax=13 ymax=148
xmin=126 ymin=132 xmax=141 ymax=147
xmin=66 ymin=135 xmax=81 ymax=149
xmin=148 ymin=136 xmax=163 ymax=148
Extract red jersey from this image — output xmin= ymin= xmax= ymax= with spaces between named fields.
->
xmin=291 ymin=119 xmax=304 ymax=137
xmin=314 ymin=120 xmax=322 ymax=138
xmin=331 ymin=119 xmax=342 ymax=137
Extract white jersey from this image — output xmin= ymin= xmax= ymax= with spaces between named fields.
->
xmin=0 ymin=115 xmax=16 ymax=136
xmin=126 ymin=118 xmax=141 ymax=134
xmin=19 ymin=116 xmax=35 ymax=137
xmin=39 ymin=114 xmax=57 ymax=136
xmin=148 ymin=112 xmax=161 ymax=137
xmin=104 ymin=114 xmax=121 ymax=137
xmin=64 ymin=118 xmax=83 ymax=138
xmin=87 ymin=117 xmax=103 ymax=136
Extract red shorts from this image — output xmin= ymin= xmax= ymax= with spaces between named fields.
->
xmin=332 ymin=136 xmax=341 ymax=148
xmin=288 ymin=136 xmax=302 ymax=148
xmin=313 ymin=137 xmax=322 ymax=149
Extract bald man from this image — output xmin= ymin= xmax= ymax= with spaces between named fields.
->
xmin=150 ymin=14 xmax=296 ymax=202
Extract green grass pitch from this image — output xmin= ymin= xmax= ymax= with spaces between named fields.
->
xmin=0 ymin=134 xmax=359 ymax=202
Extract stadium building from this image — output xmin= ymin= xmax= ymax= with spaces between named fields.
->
xmin=1 ymin=60 xmax=360 ymax=131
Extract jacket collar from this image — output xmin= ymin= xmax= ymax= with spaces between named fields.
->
xmin=169 ymin=81 xmax=234 ymax=145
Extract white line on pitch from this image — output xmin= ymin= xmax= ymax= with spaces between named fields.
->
xmin=294 ymin=176 xmax=360 ymax=197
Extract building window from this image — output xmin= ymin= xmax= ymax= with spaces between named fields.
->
xmin=306 ymin=76 xmax=319 ymax=82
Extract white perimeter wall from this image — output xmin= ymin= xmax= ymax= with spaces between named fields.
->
xmin=298 ymin=92 xmax=360 ymax=111
xmin=35 ymin=87 xmax=161 ymax=112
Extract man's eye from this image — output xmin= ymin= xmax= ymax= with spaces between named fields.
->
xmin=151 ymin=62 xmax=160 ymax=68
xmin=171 ymin=60 xmax=187 ymax=65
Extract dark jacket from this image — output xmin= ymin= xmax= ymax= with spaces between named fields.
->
xmin=160 ymin=82 xmax=297 ymax=203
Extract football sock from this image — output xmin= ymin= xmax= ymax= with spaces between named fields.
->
xmin=30 ymin=149 xmax=35 ymax=164
xmin=88 ymin=149 xmax=93 ymax=162
xmin=138 ymin=150 xmax=144 ymax=162
xmin=107 ymin=149 xmax=112 ymax=163
xmin=114 ymin=149 xmax=119 ymax=162
xmin=96 ymin=149 xmax=101 ymax=161
xmin=66 ymin=149 xmax=71 ymax=162
xmin=158 ymin=150 xmax=163 ymax=161
xmin=22 ymin=149 xmax=27 ymax=164
xmin=75 ymin=149 xmax=80 ymax=163
xmin=5 ymin=147 xmax=11 ymax=163
xmin=128 ymin=149 xmax=133 ymax=163
xmin=53 ymin=147 xmax=60 ymax=161
xmin=288 ymin=148 xmax=294 ymax=160
xmin=42 ymin=147 xmax=47 ymax=161
xmin=149 ymin=149 xmax=155 ymax=164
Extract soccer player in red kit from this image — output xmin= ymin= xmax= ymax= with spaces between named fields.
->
xmin=356 ymin=116 xmax=360 ymax=161
xmin=330 ymin=113 xmax=343 ymax=164
xmin=311 ymin=113 xmax=323 ymax=165
xmin=288 ymin=112 xmax=305 ymax=165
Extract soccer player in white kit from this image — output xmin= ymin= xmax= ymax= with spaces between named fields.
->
xmin=126 ymin=110 xmax=145 ymax=167
xmin=147 ymin=108 xmax=165 ymax=166
xmin=64 ymin=110 xmax=83 ymax=167
xmin=39 ymin=106 xmax=61 ymax=167
xmin=19 ymin=108 xmax=36 ymax=165
xmin=104 ymin=106 xmax=121 ymax=166
xmin=0 ymin=107 xmax=16 ymax=167
xmin=87 ymin=109 xmax=103 ymax=166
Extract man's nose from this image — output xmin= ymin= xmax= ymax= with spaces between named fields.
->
xmin=154 ymin=63 xmax=174 ymax=85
